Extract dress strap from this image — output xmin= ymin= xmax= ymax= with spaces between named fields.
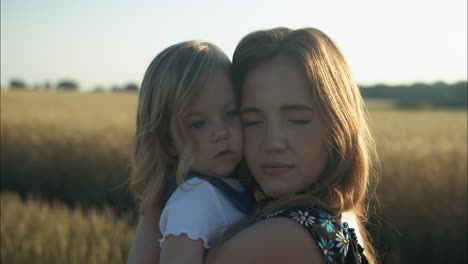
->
xmin=186 ymin=172 xmax=256 ymax=215
xmin=164 ymin=171 xmax=256 ymax=215
xmin=345 ymin=227 xmax=369 ymax=264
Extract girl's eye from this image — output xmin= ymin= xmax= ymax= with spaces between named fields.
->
xmin=191 ymin=120 xmax=207 ymax=129
xmin=289 ymin=119 xmax=311 ymax=125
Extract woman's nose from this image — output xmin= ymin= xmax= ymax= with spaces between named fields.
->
xmin=263 ymin=125 xmax=287 ymax=152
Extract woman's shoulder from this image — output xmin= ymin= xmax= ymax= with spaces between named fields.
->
xmin=260 ymin=205 xmax=368 ymax=264
xmin=262 ymin=204 xmax=342 ymax=234
xmin=206 ymin=216 xmax=325 ymax=264
xmin=207 ymin=204 xmax=368 ymax=264
xmin=262 ymin=205 xmax=344 ymax=261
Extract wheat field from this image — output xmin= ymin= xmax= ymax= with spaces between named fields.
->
xmin=1 ymin=192 xmax=134 ymax=264
xmin=1 ymin=90 xmax=466 ymax=263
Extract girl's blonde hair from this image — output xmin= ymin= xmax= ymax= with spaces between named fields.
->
xmin=231 ymin=27 xmax=380 ymax=263
xmin=130 ymin=41 xmax=231 ymax=214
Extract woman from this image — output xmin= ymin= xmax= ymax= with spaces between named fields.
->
xmin=128 ymin=27 xmax=379 ymax=264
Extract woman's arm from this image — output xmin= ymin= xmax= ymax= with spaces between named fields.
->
xmin=127 ymin=206 xmax=162 ymax=264
xmin=205 ymin=217 xmax=325 ymax=264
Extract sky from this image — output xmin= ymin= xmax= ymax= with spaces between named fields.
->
xmin=1 ymin=0 xmax=467 ymax=91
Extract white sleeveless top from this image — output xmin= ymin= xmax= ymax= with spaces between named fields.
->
xmin=159 ymin=177 xmax=249 ymax=248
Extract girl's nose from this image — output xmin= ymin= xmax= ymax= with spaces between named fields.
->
xmin=212 ymin=124 xmax=229 ymax=143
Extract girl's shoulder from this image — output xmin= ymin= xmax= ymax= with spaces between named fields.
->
xmin=259 ymin=205 xmax=368 ymax=264
xmin=168 ymin=176 xmax=218 ymax=200
xmin=160 ymin=177 xmax=247 ymax=249
xmin=184 ymin=173 xmax=256 ymax=216
xmin=164 ymin=176 xmax=230 ymax=213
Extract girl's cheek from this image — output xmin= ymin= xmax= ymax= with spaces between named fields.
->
xmin=190 ymin=133 xmax=206 ymax=151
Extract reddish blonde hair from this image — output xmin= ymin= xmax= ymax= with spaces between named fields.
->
xmin=232 ymin=27 xmax=379 ymax=263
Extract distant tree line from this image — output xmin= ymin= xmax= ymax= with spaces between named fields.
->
xmin=360 ymin=81 xmax=467 ymax=108
xmin=107 ymin=83 xmax=139 ymax=93
xmin=8 ymin=78 xmax=82 ymax=91
xmin=5 ymin=78 xmax=467 ymax=108
xmin=6 ymin=78 xmax=140 ymax=93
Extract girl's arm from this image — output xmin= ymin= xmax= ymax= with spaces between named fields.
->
xmin=127 ymin=206 xmax=162 ymax=264
xmin=205 ymin=217 xmax=325 ymax=264
xmin=159 ymin=234 xmax=204 ymax=264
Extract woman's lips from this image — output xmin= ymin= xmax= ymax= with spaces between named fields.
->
xmin=215 ymin=150 xmax=233 ymax=159
xmin=261 ymin=163 xmax=295 ymax=176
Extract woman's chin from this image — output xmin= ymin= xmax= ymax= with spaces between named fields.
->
xmin=261 ymin=186 xmax=288 ymax=199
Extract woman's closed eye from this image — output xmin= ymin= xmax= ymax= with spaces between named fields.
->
xmin=243 ymin=120 xmax=263 ymax=127
xmin=191 ymin=120 xmax=207 ymax=129
xmin=288 ymin=119 xmax=311 ymax=125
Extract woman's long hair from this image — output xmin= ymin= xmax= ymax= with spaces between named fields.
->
xmin=231 ymin=27 xmax=380 ymax=263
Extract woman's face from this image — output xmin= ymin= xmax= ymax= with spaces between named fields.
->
xmin=241 ymin=56 xmax=329 ymax=198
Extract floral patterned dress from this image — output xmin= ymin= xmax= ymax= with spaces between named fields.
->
xmin=261 ymin=205 xmax=369 ymax=264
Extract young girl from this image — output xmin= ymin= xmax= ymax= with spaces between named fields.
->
xmin=129 ymin=41 xmax=255 ymax=264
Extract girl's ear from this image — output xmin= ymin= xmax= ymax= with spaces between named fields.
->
xmin=167 ymin=142 xmax=178 ymax=157
xmin=168 ymin=120 xmax=181 ymax=158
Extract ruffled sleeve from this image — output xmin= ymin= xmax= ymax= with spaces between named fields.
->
xmin=159 ymin=178 xmax=227 ymax=249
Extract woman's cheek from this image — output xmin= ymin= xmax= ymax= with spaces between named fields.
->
xmin=231 ymin=119 xmax=244 ymax=142
xmin=243 ymin=130 xmax=258 ymax=157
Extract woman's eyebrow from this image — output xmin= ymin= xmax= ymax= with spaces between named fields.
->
xmin=241 ymin=104 xmax=313 ymax=114
xmin=280 ymin=104 xmax=313 ymax=112
xmin=240 ymin=106 xmax=261 ymax=114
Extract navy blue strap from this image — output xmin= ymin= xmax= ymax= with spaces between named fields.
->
xmin=164 ymin=171 xmax=256 ymax=216
xmin=345 ymin=228 xmax=369 ymax=264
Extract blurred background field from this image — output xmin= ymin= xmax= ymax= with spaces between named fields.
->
xmin=2 ymin=1 xmax=466 ymax=263
xmin=1 ymin=191 xmax=134 ymax=264
xmin=1 ymin=90 xmax=467 ymax=263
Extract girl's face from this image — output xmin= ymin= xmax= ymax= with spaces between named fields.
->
xmin=173 ymin=67 xmax=243 ymax=178
xmin=241 ymin=56 xmax=329 ymax=198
